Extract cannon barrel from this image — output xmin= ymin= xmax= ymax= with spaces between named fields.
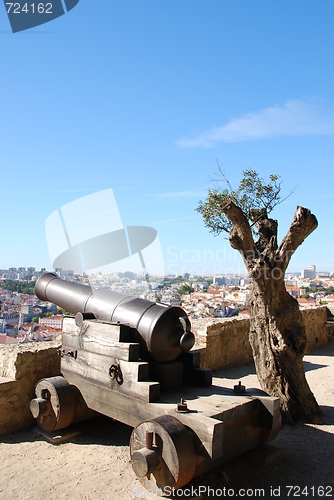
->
xmin=35 ymin=273 xmax=195 ymax=362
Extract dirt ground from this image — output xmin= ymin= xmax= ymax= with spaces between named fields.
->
xmin=1 ymin=338 xmax=333 ymax=500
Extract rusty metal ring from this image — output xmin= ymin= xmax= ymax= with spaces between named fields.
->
xmin=109 ymin=363 xmax=123 ymax=385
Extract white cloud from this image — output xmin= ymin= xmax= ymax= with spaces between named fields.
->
xmin=177 ymin=98 xmax=334 ymax=148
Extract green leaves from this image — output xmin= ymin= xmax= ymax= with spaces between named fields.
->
xmin=178 ymin=284 xmax=194 ymax=295
xmin=0 ymin=279 xmax=36 ymax=295
xmin=196 ymin=169 xmax=282 ymax=235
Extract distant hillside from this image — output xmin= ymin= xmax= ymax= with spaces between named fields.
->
xmin=0 ymin=280 xmax=36 ymax=295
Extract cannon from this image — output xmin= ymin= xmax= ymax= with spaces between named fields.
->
xmin=35 ymin=272 xmax=195 ymax=363
xmin=31 ymin=273 xmax=281 ymax=495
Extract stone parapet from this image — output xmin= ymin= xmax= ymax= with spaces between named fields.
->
xmin=198 ymin=316 xmax=252 ymax=370
xmin=0 ymin=341 xmax=61 ymax=435
xmin=301 ymin=306 xmax=331 ymax=352
xmin=196 ymin=306 xmax=332 ymax=370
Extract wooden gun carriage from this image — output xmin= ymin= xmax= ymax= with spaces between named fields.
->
xmin=31 ymin=273 xmax=281 ymax=494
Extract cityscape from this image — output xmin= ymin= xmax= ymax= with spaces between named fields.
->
xmin=1 ymin=264 xmax=333 ymax=345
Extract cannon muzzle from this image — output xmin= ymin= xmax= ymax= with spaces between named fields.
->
xmin=35 ymin=273 xmax=195 ymax=362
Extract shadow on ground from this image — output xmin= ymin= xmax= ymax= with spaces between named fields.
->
xmin=0 ymin=416 xmax=132 ymax=447
xmin=173 ymin=421 xmax=334 ymax=499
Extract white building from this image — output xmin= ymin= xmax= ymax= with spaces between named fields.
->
xmin=39 ymin=315 xmax=64 ymax=330
xmin=301 ymin=265 xmax=316 ymax=279
xmin=0 ymin=319 xmax=6 ymax=333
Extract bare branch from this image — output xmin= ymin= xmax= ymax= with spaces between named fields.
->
xmin=270 ymin=184 xmax=296 ymax=209
xmin=220 ymin=200 xmax=257 ymax=259
xmin=211 ymin=162 xmax=235 ymax=193
xmin=277 ymin=206 xmax=318 ymax=271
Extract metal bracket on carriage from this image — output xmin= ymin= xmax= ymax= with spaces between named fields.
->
xmin=58 ymin=347 xmax=78 ymax=359
xmin=233 ymin=381 xmax=246 ymax=394
xmin=175 ymin=398 xmax=199 ymax=414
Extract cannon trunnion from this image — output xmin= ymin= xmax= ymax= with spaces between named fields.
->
xmin=31 ymin=275 xmax=281 ymax=494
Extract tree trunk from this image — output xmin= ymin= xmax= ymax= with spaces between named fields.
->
xmin=249 ymin=274 xmax=320 ymax=423
xmin=220 ymin=201 xmax=321 ymax=423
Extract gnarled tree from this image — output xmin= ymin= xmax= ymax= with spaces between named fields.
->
xmin=196 ymin=169 xmax=320 ymax=423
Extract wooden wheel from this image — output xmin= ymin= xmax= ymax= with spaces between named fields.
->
xmin=130 ymin=415 xmax=196 ymax=494
xmin=30 ymin=376 xmax=76 ymax=432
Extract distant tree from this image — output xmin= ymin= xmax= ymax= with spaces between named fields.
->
xmin=0 ymin=280 xmax=35 ymax=295
xmin=196 ymin=169 xmax=320 ymax=423
xmin=31 ymin=316 xmax=39 ymax=323
xmin=178 ymin=284 xmax=194 ymax=295
xmin=45 ymin=311 xmax=55 ymax=317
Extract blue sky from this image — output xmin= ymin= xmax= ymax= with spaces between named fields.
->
xmin=1 ymin=1 xmax=334 ymax=276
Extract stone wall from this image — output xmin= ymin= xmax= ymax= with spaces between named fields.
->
xmin=302 ymin=306 xmax=333 ymax=352
xmin=197 ymin=306 xmax=332 ymax=370
xmin=0 ymin=341 xmax=61 ymax=435
xmin=197 ymin=316 xmax=253 ymax=370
